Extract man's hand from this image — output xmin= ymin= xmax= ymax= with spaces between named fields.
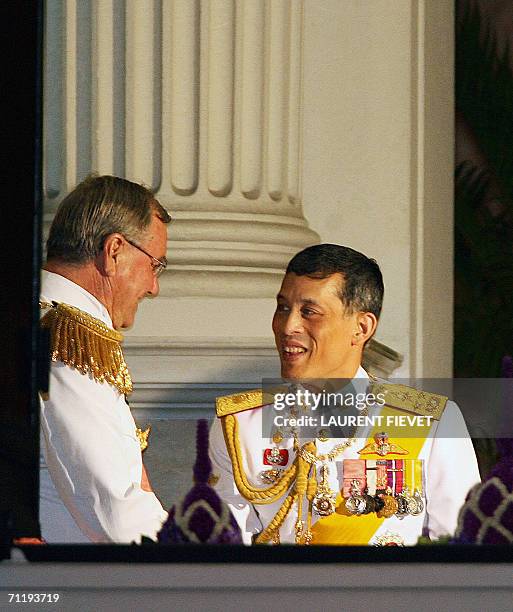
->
xmin=13 ymin=537 xmax=46 ymax=545
xmin=141 ymin=463 xmax=153 ymax=492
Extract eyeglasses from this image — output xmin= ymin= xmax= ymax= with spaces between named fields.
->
xmin=123 ymin=236 xmax=168 ymax=277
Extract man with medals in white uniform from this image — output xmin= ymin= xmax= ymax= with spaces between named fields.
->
xmin=39 ymin=175 xmax=170 ymax=543
xmin=209 ymin=244 xmax=480 ymax=545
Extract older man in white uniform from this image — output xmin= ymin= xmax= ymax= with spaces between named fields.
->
xmin=210 ymin=244 xmax=480 ymax=545
xmin=39 ymin=175 xmax=170 ymax=543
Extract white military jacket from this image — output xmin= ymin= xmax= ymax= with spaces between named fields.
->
xmin=39 ymin=271 xmax=167 ymax=543
xmin=209 ymin=367 xmax=480 ymax=545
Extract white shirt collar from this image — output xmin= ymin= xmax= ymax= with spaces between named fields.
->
xmin=289 ymin=365 xmax=370 ymax=397
xmin=40 ymin=270 xmax=113 ymax=328
xmin=355 ymin=365 xmax=369 ymax=380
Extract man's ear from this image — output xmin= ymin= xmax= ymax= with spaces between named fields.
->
xmin=352 ymin=312 xmax=378 ymax=346
xmin=98 ymin=234 xmax=124 ymax=277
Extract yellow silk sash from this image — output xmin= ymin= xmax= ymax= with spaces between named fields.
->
xmin=310 ymin=406 xmax=433 ymax=545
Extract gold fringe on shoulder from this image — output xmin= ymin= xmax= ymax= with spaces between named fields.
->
xmin=40 ymin=302 xmax=133 ymax=395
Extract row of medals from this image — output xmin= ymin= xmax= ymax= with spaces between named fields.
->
xmin=260 ymin=431 xmax=424 ymax=519
xmin=344 ymin=479 xmax=424 ymax=518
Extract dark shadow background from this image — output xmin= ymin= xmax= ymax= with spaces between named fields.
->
xmin=455 ymin=0 xmax=513 ymax=378
xmin=0 ymin=0 xmax=43 ymax=549
xmin=455 ymin=0 xmax=513 ymax=476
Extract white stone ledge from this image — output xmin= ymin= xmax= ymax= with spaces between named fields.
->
xmin=2 ymin=559 xmax=512 ymax=589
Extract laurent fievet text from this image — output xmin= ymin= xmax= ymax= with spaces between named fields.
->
xmin=273 ymin=414 xmax=433 ymax=428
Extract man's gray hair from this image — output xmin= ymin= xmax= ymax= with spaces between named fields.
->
xmin=46 ymin=174 xmax=172 ymax=264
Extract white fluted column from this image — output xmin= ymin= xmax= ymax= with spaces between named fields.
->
xmin=43 ymin=0 xmax=319 ymax=298
xmin=42 ymin=0 xmax=406 ymax=443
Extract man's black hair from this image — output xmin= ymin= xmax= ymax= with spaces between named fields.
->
xmin=286 ymin=243 xmax=384 ymax=318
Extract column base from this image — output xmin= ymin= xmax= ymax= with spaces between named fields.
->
xmin=162 ymin=210 xmax=320 ymax=297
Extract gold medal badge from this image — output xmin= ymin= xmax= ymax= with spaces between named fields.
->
xmin=345 ymin=479 xmax=367 ymax=515
xmin=372 ymin=531 xmax=405 ymax=546
xmin=358 ymin=432 xmax=409 ymax=457
xmin=259 ymin=468 xmax=284 ymax=484
xmin=312 ymin=465 xmax=337 ymax=517
xmin=376 ymin=487 xmax=399 ymax=518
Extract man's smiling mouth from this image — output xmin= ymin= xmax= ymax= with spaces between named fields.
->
xmin=281 ymin=343 xmax=308 ymax=360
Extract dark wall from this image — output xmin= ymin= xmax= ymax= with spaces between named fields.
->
xmin=454 ymin=0 xmax=513 ymax=378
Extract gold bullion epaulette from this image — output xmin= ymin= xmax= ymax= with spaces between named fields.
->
xmin=39 ymin=301 xmax=133 ymax=396
xmin=370 ymin=382 xmax=447 ymax=421
xmin=216 ymin=388 xmax=285 ymax=418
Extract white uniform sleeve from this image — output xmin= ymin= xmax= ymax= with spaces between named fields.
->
xmin=209 ymin=417 xmax=263 ymax=544
xmin=41 ymin=361 xmax=168 ymax=543
xmin=425 ymin=400 xmax=481 ymax=539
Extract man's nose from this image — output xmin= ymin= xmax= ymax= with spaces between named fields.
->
xmin=283 ymin=309 xmax=304 ymax=335
xmin=147 ymin=275 xmax=160 ymax=297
